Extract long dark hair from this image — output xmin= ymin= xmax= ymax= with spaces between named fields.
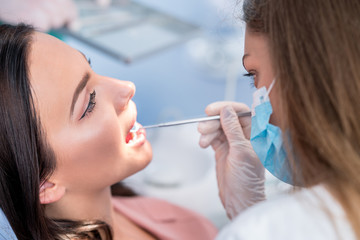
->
xmin=0 ymin=23 xmax=59 ymax=239
xmin=0 ymin=24 xmax=116 ymax=240
xmin=242 ymin=0 xmax=360 ymax=237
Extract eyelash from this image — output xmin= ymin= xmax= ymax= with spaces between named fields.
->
xmin=243 ymin=72 xmax=255 ymax=88
xmin=80 ymin=90 xmax=96 ymax=120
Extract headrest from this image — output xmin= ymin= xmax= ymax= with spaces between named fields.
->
xmin=0 ymin=209 xmax=17 ymax=240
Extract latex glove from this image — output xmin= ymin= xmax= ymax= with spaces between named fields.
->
xmin=0 ymin=0 xmax=77 ymax=32
xmin=198 ymin=101 xmax=266 ymax=219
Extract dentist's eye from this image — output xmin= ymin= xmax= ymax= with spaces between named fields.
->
xmin=243 ymin=72 xmax=255 ymax=88
xmin=80 ymin=90 xmax=96 ymax=120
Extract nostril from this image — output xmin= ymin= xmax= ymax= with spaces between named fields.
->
xmin=113 ymin=80 xmax=136 ymax=114
xmin=115 ymin=97 xmax=130 ymax=114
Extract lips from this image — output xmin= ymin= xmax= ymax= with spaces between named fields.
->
xmin=126 ymin=122 xmax=139 ymax=143
xmin=126 ymin=122 xmax=146 ymax=145
xmin=126 ymin=131 xmax=136 ymax=143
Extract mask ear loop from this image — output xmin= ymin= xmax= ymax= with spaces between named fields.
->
xmin=251 ymin=78 xmax=276 ymax=116
xmin=264 ymin=79 xmax=276 ymax=100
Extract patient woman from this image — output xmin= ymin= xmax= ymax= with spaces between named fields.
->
xmin=0 ymin=24 xmax=217 ymax=240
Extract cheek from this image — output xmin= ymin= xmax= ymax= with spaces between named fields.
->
xmin=51 ymin=114 xmax=126 ymax=189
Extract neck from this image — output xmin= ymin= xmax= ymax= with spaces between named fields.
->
xmin=46 ymin=187 xmax=116 ymax=227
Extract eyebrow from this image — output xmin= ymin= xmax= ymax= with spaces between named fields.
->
xmin=242 ymin=53 xmax=249 ymax=69
xmin=70 ymin=72 xmax=90 ymax=117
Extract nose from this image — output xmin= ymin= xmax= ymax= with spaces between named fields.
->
xmin=113 ymin=80 xmax=136 ymax=113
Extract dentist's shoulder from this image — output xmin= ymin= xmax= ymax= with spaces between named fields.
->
xmin=216 ymin=185 xmax=355 ymax=240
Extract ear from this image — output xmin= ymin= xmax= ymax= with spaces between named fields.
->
xmin=39 ymin=181 xmax=66 ymax=205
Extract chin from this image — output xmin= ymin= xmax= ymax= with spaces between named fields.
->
xmin=124 ymin=141 xmax=153 ymax=179
xmin=139 ymin=140 xmax=153 ymax=170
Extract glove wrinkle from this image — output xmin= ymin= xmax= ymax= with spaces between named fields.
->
xmin=198 ymin=101 xmax=266 ymax=219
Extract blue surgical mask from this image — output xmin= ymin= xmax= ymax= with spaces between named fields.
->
xmin=250 ymin=80 xmax=294 ymax=185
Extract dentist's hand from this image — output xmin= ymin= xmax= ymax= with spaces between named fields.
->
xmin=198 ymin=101 xmax=265 ymax=219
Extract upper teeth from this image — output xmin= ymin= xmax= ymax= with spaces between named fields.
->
xmin=130 ymin=122 xmax=140 ymax=133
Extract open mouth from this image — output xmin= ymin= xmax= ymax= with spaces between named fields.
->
xmin=126 ymin=122 xmax=145 ymax=144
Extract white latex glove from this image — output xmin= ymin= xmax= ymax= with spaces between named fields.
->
xmin=0 ymin=0 xmax=78 ymax=32
xmin=198 ymin=101 xmax=266 ymax=219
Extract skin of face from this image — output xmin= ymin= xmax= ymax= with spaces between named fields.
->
xmin=243 ymin=25 xmax=282 ymax=126
xmin=29 ymin=32 xmax=152 ymax=195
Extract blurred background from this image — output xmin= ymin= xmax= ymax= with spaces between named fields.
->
xmin=60 ymin=0 xmax=251 ymax=229
xmin=1 ymin=0 xmax=289 ymax=230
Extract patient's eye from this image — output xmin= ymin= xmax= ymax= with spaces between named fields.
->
xmin=80 ymin=90 xmax=96 ymax=120
xmin=243 ymin=72 xmax=255 ymax=88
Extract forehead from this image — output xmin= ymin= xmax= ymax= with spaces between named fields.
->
xmin=244 ymin=28 xmax=268 ymax=54
xmin=28 ymin=32 xmax=87 ymax=133
xmin=29 ymin=32 xmax=84 ymax=92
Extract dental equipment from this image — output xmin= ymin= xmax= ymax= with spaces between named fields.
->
xmin=142 ymin=111 xmax=251 ymax=129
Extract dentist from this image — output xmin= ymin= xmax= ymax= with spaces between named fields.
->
xmin=199 ymin=0 xmax=360 ymax=239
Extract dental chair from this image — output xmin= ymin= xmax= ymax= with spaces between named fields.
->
xmin=0 ymin=209 xmax=17 ymax=240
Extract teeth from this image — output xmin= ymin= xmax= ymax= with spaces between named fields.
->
xmin=129 ymin=133 xmax=138 ymax=143
xmin=127 ymin=122 xmax=140 ymax=144
xmin=130 ymin=122 xmax=140 ymax=133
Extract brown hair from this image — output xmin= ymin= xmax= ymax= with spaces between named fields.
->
xmin=242 ymin=0 xmax=360 ymax=237
xmin=0 ymin=23 xmax=141 ymax=240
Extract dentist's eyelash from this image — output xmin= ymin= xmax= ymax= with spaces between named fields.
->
xmin=243 ymin=72 xmax=255 ymax=88
xmin=80 ymin=90 xmax=96 ymax=120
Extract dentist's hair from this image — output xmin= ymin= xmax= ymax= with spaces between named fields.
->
xmin=0 ymin=24 xmax=112 ymax=240
xmin=243 ymin=0 xmax=360 ymax=237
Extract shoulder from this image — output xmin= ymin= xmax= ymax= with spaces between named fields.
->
xmin=216 ymin=185 xmax=355 ymax=240
xmin=112 ymin=195 xmax=207 ymax=220
xmin=112 ymin=196 xmax=218 ymax=239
